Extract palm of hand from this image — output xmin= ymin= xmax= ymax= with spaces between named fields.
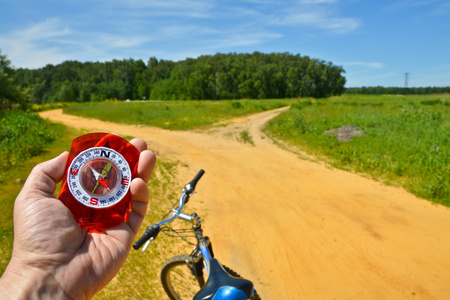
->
xmin=9 ymin=143 xmax=154 ymax=299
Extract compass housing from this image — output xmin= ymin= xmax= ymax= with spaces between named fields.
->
xmin=58 ymin=133 xmax=140 ymax=232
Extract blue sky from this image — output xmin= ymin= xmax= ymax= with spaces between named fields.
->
xmin=1 ymin=0 xmax=449 ymax=87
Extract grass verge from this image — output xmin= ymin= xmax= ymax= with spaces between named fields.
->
xmin=265 ymin=94 xmax=450 ymax=205
xmin=93 ymin=158 xmax=193 ymax=299
xmin=0 ymin=116 xmax=77 ymax=274
xmin=0 ymin=112 xmax=57 ymax=181
xmin=63 ymin=99 xmax=292 ymax=130
xmin=0 ymin=123 xmax=196 ymax=299
xmin=238 ymin=130 xmax=255 ymax=146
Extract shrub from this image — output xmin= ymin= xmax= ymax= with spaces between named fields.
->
xmin=0 ymin=112 xmax=56 ymax=180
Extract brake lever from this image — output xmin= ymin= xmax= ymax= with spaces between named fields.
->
xmin=142 ymin=238 xmax=154 ymax=253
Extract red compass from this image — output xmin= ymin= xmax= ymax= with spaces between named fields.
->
xmin=58 ymin=133 xmax=140 ymax=232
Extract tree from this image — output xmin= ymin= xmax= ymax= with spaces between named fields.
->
xmin=11 ymin=52 xmax=349 ymax=103
xmin=0 ymin=50 xmax=27 ymax=110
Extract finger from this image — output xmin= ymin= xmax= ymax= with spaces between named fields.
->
xmin=130 ymin=138 xmax=147 ymax=152
xmin=127 ymin=178 xmax=149 ymax=234
xmin=137 ymin=150 xmax=156 ymax=183
xmin=105 ymin=178 xmax=149 ymax=245
xmin=103 ymin=177 xmax=149 ymax=245
xmin=23 ymin=152 xmax=69 ymax=197
xmin=129 ymin=138 xmax=156 ymax=183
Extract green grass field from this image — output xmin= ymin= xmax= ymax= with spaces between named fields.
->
xmin=1 ymin=94 xmax=448 ymax=298
xmin=63 ymin=99 xmax=292 ymax=130
xmin=0 ymin=113 xmax=197 ymax=299
xmin=265 ymin=94 xmax=449 ymax=205
xmin=0 ymin=115 xmax=72 ymax=274
xmin=62 ymin=95 xmax=449 ymax=205
xmin=94 ymin=158 xmax=196 ymax=299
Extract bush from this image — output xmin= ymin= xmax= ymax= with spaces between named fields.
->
xmin=420 ymin=99 xmax=443 ymax=106
xmin=0 ymin=112 xmax=56 ymax=180
xmin=290 ymin=100 xmax=312 ymax=110
xmin=231 ymin=101 xmax=243 ymax=109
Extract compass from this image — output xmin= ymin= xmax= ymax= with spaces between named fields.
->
xmin=67 ymin=147 xmax=131 ymax=208
xmin=59 ymin=133 xmax=140 ymax=232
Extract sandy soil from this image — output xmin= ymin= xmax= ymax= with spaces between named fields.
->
xmin=40 ymin=108 xmax=450 ymax=299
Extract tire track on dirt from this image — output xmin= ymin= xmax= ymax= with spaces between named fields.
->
xmin=40 ymin=109 xmax=450 ymax=299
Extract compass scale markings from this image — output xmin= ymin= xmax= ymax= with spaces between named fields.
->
xmin=67 ymin=147 xmax=132 ymax=208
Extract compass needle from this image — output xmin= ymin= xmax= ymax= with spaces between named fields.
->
xmin=101 ymin=163 xmax=112 ymax=177
xmin=90 ymin=166 xmax=102 ymax=180
xmin=98 ymin=177 xmax=110 ymax=191
xmin=92 ymin=182 xmax=100 ymax=193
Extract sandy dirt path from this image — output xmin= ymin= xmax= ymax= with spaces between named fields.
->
xmin=40 ymin=109 xmax=450 ymax=299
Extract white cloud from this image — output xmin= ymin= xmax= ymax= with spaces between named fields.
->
xmin=272 ymin=11 xmax=360 ymax=34
xmin=211 ymin=30 xmax=283 ymax=49
xmin=96 ymin=35 xmax=149 ymax=49
xmin=17 ymin=18 xmax=70 ymax=40
xmin=260 ymin=1 xmax=360 ymax=34
xmin=0 ymin=1 xmax=362 ymax=69
xmin=0 ymin=17 xmax=152 ymax=68
xmin=0 ymin=18 xmax=72 ymax=68
xmin=102 ymin=0 xmax=214 ymax=18
xmin=158 ymin=25 xmax=219 ymax=39
xmin=222 ymin=1 xmax=360 ymax=34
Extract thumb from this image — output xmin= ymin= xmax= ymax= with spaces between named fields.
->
xmin=21 ymin=152 xmax=70 ymax=198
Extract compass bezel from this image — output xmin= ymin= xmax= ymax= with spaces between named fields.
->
xmin=67 ymin=147 xmax=132 ymax=209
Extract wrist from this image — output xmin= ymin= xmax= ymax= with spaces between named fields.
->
xmin=0 ymin=258 xmax=70 ymax=300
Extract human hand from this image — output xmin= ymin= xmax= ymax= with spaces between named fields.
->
xmin=0 ymin=138 xmax=156 ymax=300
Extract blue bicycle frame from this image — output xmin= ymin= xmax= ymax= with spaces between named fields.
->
xmin=134 ymin=170 xmax=257 ymax=300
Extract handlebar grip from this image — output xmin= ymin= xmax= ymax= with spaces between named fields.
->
xmin=188 ymin=169 xmax=205 ymax=190
xmin=133 ymin=225 xmax=161 ymax=250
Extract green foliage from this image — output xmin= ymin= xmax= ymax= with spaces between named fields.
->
xmin=0 ymin=112 xmax=57 ymax=180
xmin=420 ymin=99 xmax=443 ymax=105
xmin=0 ymin=117 xmax=71 ymax=275
xmin=13 ymin=52 xmax=346 ymax=104
xmin=238 ymin=130 xmax=255 ymax=146
xmin=63 ymin=99 xmax=291 ymax=130
xmin=266 ymin=94 xmax=450 ymax=205
xmin=147 ymin=52 xmax=346 ymax=100
xmin=290 ymin=99 xmax=313 ymax=110
xmin=13 ymin=58 xmax=165 ymax=104
xmin=0 ymin=117 xmax=189 ymax=300
xmin=231 ymin=101 xmax=243 ymax=109
xmin=345 ymin=86 xmax=450 ymax=95
xmin=0 ymin=50 xmax=28 ymax=110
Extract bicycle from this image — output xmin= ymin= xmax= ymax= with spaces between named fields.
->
xmin=133 ymin=170 xmax=261 ymax=300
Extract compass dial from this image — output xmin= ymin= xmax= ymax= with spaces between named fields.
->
xmin=67 ymin=147 xmax=132 ymax=208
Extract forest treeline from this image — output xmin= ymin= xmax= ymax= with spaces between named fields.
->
xmin=345 ymin=86 xmax=450 ymax=95
xmin=11 ymin=52 xmax=346 ymax=104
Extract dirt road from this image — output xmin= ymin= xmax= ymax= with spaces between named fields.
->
xmin=40 ymin=108 xmax=450 ymax=299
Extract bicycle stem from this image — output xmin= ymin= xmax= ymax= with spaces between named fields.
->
xmin=136 ymin=170 xmax=206 ymax=254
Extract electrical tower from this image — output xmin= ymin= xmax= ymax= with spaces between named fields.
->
xmin=404 ymin=72 xmax=409 ymax=88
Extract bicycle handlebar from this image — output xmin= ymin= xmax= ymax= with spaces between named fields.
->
xmin=184 ymin=169 xmax=205 ymax=196
xmin=133 ymin=225 xmax=161 ymax=250
xmin=133 ymin=169 xmax=205 ymax=250
xmin=190 ymin=169 xmax=205 ymax=189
